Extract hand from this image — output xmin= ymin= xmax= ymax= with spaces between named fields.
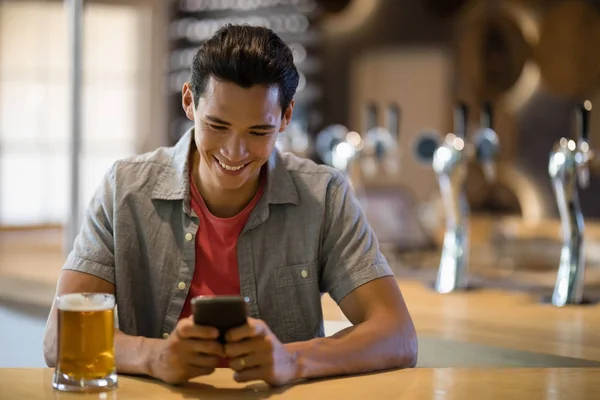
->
xmin=224 ymin=318 xmax=299 ymax=386
xmin=148 ymin=316 xmax=225 ymax=384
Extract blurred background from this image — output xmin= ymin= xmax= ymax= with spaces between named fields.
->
xmin=2 ymin=0 xmax=600 ymax=367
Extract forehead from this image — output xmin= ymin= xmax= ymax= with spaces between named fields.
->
xmin=199 ymin=77 xmax=282 ymax=123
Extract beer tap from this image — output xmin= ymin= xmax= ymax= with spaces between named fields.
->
xmin=473 ymin=102 xmax=500 ymax=183
xmin=432 ymin=103 xmax=470 ymax=294
xmin=359 ymin=126 xmax=399 ymax=179
xmin=315 ymin=124 xmax=363 ymax=189
xmin=432 ymin=102 xmax=499 ymax=294
xmin=548 ymin=101 xmax=594 ymax=307
xmin=275 ymin=120 xmax=311 ymax=158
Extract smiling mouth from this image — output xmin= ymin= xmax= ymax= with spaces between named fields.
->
xmin=215 ymin=157 xmax=248 ymax=172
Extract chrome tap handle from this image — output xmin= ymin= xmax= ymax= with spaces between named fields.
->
xmin=360 ymin=126 xmax=398 ymax=178
xmin=453 ymin=102 xmax=468 ymax=140
xmin=433 ymin=102 xmax=470 ymax=294
xmin=480 ymin=101 xmax=493 ymax=129
xmin=548 ymin=101 xmax=593 ymax=307
xmin=315 ymin=124 xmax=362 ymax=190
xmin=474 ymin=102 xmax=500 ymax=182
xmin=275 ymin=121 xmax=311 ymax=158
xmin=549 ymin=140 xmax=585 ymax=306
xmin=576 ymin=102 xmax=592 ymax=188
xmin=315 ymin=124 xmax=356 ymax=173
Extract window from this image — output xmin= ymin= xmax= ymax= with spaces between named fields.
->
xmin=0 ymin=1 xmax=146 ymax=226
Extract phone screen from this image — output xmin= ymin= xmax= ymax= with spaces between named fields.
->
xmin=191 ymin=295 xmax=249 ymax=343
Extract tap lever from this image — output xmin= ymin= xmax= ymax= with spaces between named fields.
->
xmin=480 ymin=101 xmax=493 ymax=129
xmin=578 ymin=102 xmax=591 ymax=144
xmin=548 ymin=101 xmax=595 ymax=307
xmin=474 ymin=102 xmax=499 ymax=182
xmin=453 ymin=102 xmax=468 ymax=139
xmin=433 ymin=102 xmax=471 ymax=294
xmin=576 ymin=102 xmax=593 ymax=188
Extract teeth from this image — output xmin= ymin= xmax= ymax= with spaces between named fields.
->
xmin=218 ymin=160 xmax=245 ymax=171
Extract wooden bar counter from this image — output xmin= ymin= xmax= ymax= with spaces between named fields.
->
xmin=3 ymin=227 xmax=600 ymax=399
xmin=1 ymin=367 xmax=599 ymax=399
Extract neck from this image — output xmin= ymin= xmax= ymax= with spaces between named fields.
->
xmin=191 ymin=151 xmax=261 ymax=218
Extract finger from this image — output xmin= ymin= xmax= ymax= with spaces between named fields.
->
xmin=224 ymin=337 xmax=268 ymax=358
xmin=226 ymin=319 xmax=267 ymax=342
xmin=228 ymin=351 xmax=273 ymax=372
xmin=184 ymin=339 xmax=225 ymax=357
xmin=182 ymin=353 xmax=221 ymax=369
xmin=177 ymin=319 xmax=219 ymax=340
xmin=233 ymin=366 xmax=272 ymax=384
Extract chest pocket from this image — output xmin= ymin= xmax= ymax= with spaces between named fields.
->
xmin=274 ymin=261 xmax=319 ymax=288
xmin=272 ymin=261 xmax=324 ymax=342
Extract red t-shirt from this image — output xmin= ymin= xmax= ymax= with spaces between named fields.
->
xmin=179 ymin=172 xmax=265 ymax=320
xmin=179 ymin=169 xmax=264 ymax=367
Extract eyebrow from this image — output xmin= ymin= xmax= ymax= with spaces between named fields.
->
xmin=205 ymin=115 xmax=276 ymax=130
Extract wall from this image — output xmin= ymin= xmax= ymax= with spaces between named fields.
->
xmin=316 ymin=0 xmax=600 ymax=222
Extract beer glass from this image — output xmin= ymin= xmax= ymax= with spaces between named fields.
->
xmin=52 ymin=293 xmax=118 ymax=392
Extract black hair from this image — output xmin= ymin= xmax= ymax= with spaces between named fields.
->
xmin=190 ymin=24 xmax=299 ymax=113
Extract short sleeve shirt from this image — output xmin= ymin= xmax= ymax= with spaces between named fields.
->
xmin=63 ymin=129 xmax=394 ymax=343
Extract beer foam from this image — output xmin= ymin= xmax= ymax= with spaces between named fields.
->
xmin=56 ymin=293 xmax=115 ymax=311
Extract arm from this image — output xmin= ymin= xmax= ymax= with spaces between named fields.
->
xmin=42 ymin=166 xmax=152 ymax=372
xmin=287 ymin=275 xmax=417 ymax=379
xmin=44 ymin=270 xmax=223 ymax=383
xmin=290 ymin=173 xmax=417 ymax=378
xmin=225 ymin=277 xmax=416 ymax=384
xmin=43 ymin=166 xmax=222 ymax=384
xmin=225 ymin=174 xmax=417 ymax=385
xmin=43 ymin=270 xmax=155 ymax=375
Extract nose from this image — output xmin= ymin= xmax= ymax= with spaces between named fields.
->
xmin=221 ymin=133 xmax=248 ymax=163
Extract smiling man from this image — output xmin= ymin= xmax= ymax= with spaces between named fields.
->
xmin=43 ymin=24 xmax=418 ymax=386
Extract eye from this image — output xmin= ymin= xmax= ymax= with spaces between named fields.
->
xmin=249 ymin=131 xmax=270 ymax=137
xmin=207 ymin=123 xmax=227 ymax=131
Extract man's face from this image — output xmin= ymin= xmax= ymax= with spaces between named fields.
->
xmin=182 ymin=77 xmax=293 ymax=191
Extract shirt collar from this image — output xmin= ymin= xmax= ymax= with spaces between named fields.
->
xmin=151 ymin=128 xmax=299 ymax=209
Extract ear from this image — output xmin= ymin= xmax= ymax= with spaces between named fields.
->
xmin=181 ymin=82 xmax=196 ymax=121
xmin=279 ymin=99 xmax=295 ymax=132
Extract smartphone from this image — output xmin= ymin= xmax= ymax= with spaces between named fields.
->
xmin=191 ymin=295 xmax=249 ymax=343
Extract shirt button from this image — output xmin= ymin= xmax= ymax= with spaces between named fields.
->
xmin=162 ymin=333 xmax=169 ymax=339
xmin=185 ymin=232 xmax=193 ymax=242
xmin=178 ymin=281 xmax=186 ymax=290
xmin=301 ymin=270 xmax=308 ymax=278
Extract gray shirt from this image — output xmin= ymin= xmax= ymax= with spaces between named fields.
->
xmin=63 ymin=129 xmax=393 ymax=343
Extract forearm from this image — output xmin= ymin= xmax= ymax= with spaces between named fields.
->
xmin=287 ymin=316 xmax=417 ymax=380
xmin=114 ymin=329 xmax=160 ymax=376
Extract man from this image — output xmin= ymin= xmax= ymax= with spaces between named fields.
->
xmin=43 ymin=24 xmax=417 ymax=386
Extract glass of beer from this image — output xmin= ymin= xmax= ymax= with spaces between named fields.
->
xmin=52 ymin=293 xmax=118 ymax=392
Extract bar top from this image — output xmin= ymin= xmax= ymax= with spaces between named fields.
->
xmin=2 ymin=368 xmax=599 ymax=399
